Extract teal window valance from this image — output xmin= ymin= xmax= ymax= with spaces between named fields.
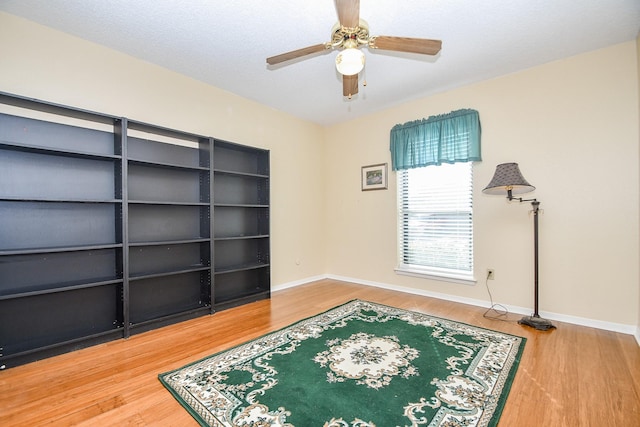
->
xmin=390 ymin=109 xmax=481 ymax=171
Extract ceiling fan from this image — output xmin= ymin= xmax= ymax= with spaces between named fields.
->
xmin=266 ymin=0 xmax=442 ymax=98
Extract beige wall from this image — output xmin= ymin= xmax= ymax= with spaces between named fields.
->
xmin=637 ymin=32 xmax=640 ymax=341
xmin=1 ymin=12 xmax=639 ymax=331
xmin=0 ymin=12 xmax=328 ymax=287
xmin=325 ymin=41 xmax=640 ymax=327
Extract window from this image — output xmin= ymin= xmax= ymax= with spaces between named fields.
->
xmin=390 ymin=108 xmax=480 ymax=283
xmin=396 ymin=161 xmax=474 ymax=283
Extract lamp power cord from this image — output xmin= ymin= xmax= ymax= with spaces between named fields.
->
xmin=482 ymin=270 xmax=511 ymax=322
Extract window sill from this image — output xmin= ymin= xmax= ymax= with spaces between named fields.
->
xmin=394 ymin=266 xmax=477 ymax=286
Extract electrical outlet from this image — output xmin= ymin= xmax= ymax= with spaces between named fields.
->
xmin=487 ymin=269 xmax=495 ymax=280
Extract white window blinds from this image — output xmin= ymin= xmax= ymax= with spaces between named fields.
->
xmin=397 ymin=162 xmax=474 ymax=281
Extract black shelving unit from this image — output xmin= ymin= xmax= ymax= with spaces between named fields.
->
xmin=213 ymin=140 xmax=270 ymax=309
xmin=0 ymin=96 xmax=125 ymax=369
xmin=124 ymin=121 xmax=214 ymax=335
xmin=0 ymin=93 xmax=270 ymax=369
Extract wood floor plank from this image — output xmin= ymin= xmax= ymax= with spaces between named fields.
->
xmin=1 ymin=279 xmax=639 ymax=426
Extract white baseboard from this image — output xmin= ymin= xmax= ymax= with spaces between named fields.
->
xmin=273 ymin=274 xmax=639 ymax=341
xmin=271 ymin=275 xmax=327 ymax=293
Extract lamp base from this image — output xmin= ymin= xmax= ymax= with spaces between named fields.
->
xmin=518 ymin=315 xmax=556 ymax=331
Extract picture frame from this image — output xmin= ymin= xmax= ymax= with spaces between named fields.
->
xmin=361 ymin=163 xmax=388 ymax=191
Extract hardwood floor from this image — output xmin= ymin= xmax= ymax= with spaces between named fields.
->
xmin=1 ymin=279 xmax=639 ymax=426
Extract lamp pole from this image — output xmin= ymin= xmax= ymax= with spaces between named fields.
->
xmin=517 ymin=199 xmax=555 ymax=330
xmin=532 ymin=200 xmax=540 ymax=318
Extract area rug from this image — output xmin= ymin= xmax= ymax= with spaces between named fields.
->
xmin=159 ymin=300 xmax=525 ymax=427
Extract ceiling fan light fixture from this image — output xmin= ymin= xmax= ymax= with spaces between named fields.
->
xmin=335 ymin=48 xmax=365 ymax=76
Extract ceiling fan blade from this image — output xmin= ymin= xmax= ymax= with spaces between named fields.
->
xmin=335 ymin=0 xmax=360 ymax=28
xmin=266 ymin=43 xmax=328 ymax=65
xmin=370 ymin=36 xmax=442 ymax=55
xmin=343 ymin=74 xmax=358 ymax=97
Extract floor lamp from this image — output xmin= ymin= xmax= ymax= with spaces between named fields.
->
xmin=483 ymin=163 xmax=556 ymax=331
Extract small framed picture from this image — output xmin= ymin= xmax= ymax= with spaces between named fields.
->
xmin=361 ymin=163 xmax=388 ymax=191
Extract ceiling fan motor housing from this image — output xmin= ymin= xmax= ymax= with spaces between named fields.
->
xmin=330 ymin=19 xmax=370 ymax=49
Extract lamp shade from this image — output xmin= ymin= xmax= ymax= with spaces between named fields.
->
xmin=335 ymin=48 xmax=365 ymax=76
xmin=482 ymin=162 xmax=535 ymax=195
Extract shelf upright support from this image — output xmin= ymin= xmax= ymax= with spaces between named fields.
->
xmin=117 ymin=117 xmax=131 ymax=338
xmin=207 ymin=137 xmax=215 ymax=314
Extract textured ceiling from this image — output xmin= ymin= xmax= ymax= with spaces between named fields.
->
xmin=1 ymin=0 xmax=639 ymax=126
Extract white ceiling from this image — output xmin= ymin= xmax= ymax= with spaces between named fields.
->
xmin=2 ymin=0 xmax=639 ymax=126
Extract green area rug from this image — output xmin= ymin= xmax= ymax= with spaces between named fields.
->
xmin=159 ymin=300 xmax=525 ymax=427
